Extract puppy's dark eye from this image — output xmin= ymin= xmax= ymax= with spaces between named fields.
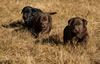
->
xmin=40 ymin=17 xmax=48 ymax=21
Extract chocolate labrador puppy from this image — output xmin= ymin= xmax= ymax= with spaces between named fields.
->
xmin=30 ymin=12 xmax=56 ymax=38
xmin=63 ymin=17 xmax=89 ymax=45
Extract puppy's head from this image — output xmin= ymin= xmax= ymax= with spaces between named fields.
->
xmin=36 ymin=13 xmax=51 ymax=29
xmin=68 ymin=17 xmax=87 ymax=34
xmin=21 ymin=6 xmax=34 ymax=25
xmin=21 ymin=6 xmax=43 ymax=25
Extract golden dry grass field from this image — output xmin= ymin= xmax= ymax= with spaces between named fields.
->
xmin=0 ymin=0 xmax=100 ymax=64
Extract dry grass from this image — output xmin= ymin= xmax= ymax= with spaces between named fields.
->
xmin=0 ymin=0 xmax=100 ymax=64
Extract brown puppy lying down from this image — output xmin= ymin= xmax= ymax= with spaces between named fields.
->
xmin=63 ymin=17 xmax=89 ymax=45
xmin=30 ymin=12 xmax=56 ymax=38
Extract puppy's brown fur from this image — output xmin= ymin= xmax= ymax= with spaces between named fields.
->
xmin=63 ymin=17 xmax=89 ymax=45
xmin=30 ymin=12 xmax=56 ymax=38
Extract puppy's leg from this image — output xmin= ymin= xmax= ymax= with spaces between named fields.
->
xmin=81 ymin=34 xmax=89 ymax=44
xmin=30 ymin=28 xmax=38 ymax=38
xmin=33 ymin=33 xmax=38 ymax=38
xmin=71 ymin=37 xmax=78 ymax=46
xmin=63 ymin=40 xmax=68 ymax=45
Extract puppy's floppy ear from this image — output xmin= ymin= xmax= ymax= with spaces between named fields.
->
xmin=82 ymin=19 xmax=87 ymax=25
xmin=68 ymin=18 xmax=74 ymax=26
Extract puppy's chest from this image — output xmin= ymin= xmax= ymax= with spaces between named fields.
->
xmin=72 ymin=33 xmax=83 ymax=39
